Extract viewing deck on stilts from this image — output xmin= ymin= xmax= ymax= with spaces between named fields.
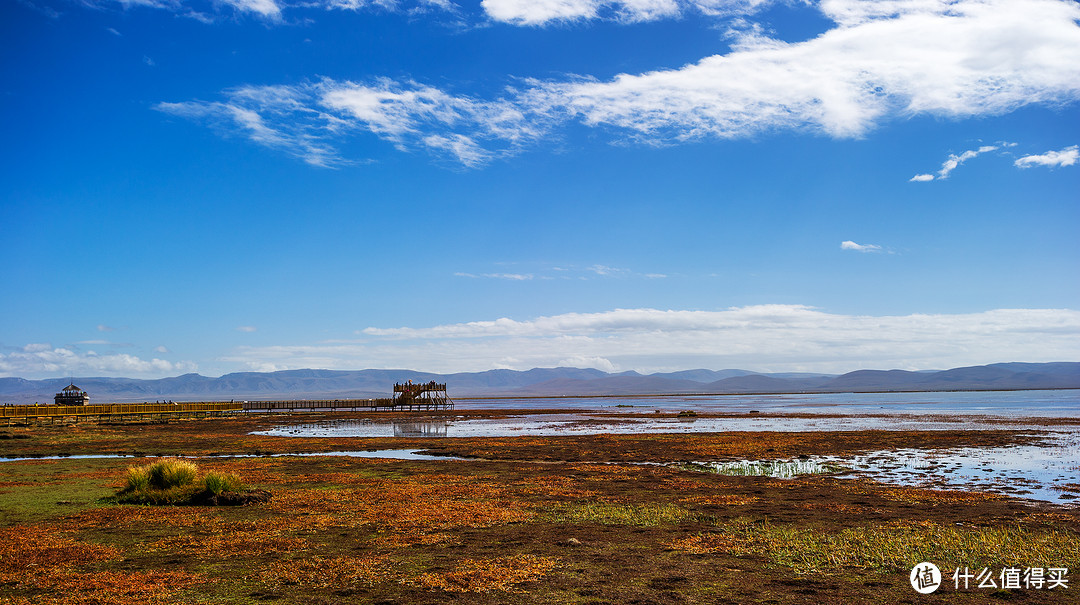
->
xmin=2 ymin=381 xmax=455 ymax=424
xmin=392 ymin=381 xmax=454 ymax=411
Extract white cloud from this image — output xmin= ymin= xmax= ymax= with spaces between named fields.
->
xmin=479 ymin=0 xmax=793 ymax=26
xmin=0 ymin=344 xmax=197 ymax=378
xmin=455 ymin=272 xmax=535 ymax=280
xmin=221 ymin=306 xmax=1080 ymax=374
xmin=159 ymin=79 xmax=546 ymax=167
xmin=557 ymin=355 xmax=619 ymax=372
xmin=97 ymin=324 xmax=118 ymax=332
xmin=160 ymin=0 xmax=1080 ymax=167
xmin=528 ymin=0 xmax=1080 ymax=144
xmin=219 ymin=0 xmax=282 ymax=19
xmin=910 ymin=144 xmax=1000 ymax=181
xmin=482 ymin=0 xmax=602 ymax=25
xmin=237 ymin=326 xmax=258 ymax=332
xmin=154 ymin=345 xmax=171 ymax=353
xmin=1014 ymin=145 xmax=1079 ymax=169
xmin=456 ymin=263 xmax=660 ymax=280
xmin=481 ymin=0 xmax=681 ymax=25
xmin=840 ymin=240 xmax=881 ymax=252
xmin=156 ymin=90 xmax=348 ymax=167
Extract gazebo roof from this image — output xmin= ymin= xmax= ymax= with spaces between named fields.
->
xmin=62 ymin=383 xmax=83 ymax=392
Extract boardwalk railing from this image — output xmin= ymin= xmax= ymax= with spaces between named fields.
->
xmin=1 ymin=402 xmax=242 ymax=424
xmin=2 ymin=395 xmax=454 ymax=424
xmin=242 ymin=397 xmax=453 ymax=412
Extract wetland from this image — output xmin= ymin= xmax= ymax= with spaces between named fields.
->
xmin=1 ymin=399 xmax=1078 ymax=604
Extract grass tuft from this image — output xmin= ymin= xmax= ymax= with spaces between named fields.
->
xmin=147 ymin=458 xmax=198 ymax=490
xmin=117 ymin=459 xmax=202 ymax=504
xmin=202 ymin=472 xmax=245 ymax=495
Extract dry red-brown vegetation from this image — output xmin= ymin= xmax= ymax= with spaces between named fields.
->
xmin=1 ymin=413 xmax=1078 ymax=604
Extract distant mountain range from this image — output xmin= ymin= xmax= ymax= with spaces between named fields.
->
xmin=1 ymin=362 xmax=1078 ymax=404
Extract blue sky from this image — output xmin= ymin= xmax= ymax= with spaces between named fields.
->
xmin=2 ymin=0 xmax=1079 ymax=379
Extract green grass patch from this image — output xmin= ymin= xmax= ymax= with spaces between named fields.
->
xmin=116 ymin=459 xmax=250 ymax=504
xmin=545 ymin=502 xmax=695 ymax=527
xmin=675 ymin=519 xmax=1080 ymax=574
xmin=203 ymin=472 xmax=245 ymax=495
xmin=0 ymin=459 xmax=123 ymax=524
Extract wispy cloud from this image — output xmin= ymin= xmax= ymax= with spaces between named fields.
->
xmin=219 ymin=0 xmax=282 ymax=19
xmin=481 ymin=0 xmax=683 ymax=26
xmin=1014 ymin=145 xmax=1079 ymax=169
xmin=236 ymin=326 xmax=258 ymax=332
xmin=220 ymin=306 xmax=1080 ymax=374
xmin=909 ymin=145 xmax=999 ymax=182
xmin=455 ymin=263 xmax=661 ymax=281
xmin=75 ymin=340 xmax=133 ymax=346
xmin=840 ymin=240 xmax=882 ymax=253
xmin=455 ymin=272 xmax=534 ymax=280
xmin=97 ymin=324 xmax=118 ymax=332
xmin=159 ymin=0 xmax=1080 ymax=167
xmin=0 ymin=344 xmax=197 ymax=378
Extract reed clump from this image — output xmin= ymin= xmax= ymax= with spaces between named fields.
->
xmin=119 ymin=459 xmax=200 ymax=504
xmin=202 ymin=472 xmax=245 ymax=495
xmin=117 ymin=459 xmax=256 ymax=505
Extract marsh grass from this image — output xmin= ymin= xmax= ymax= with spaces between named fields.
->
xmin=116 ymin=459 xmax=227 ymax=504
xmin=670 ymin=519 xmax=1080 ymax=574
xmin=202 ymin=472 xmax=244 ymax=495
xmin=545 ymin=502 xmax=694 ymax=527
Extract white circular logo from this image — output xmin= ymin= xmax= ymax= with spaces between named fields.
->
xmin=910 ymin=562 xmax=942 ymax=594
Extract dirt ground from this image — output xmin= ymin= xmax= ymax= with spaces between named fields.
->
xmin=0 ymin=411 xmax=1077 ymax=604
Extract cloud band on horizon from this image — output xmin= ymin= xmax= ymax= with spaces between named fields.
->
xmin=213 ymin=305 xmax=1080 ymax=375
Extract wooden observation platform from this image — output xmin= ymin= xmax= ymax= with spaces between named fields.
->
xmin=393 ymin=381 xmax=454 ymax=411
xmin=54 ymin=384 xmax=90 ymax=406
xmin=3 ymin=380 xmax=455 ymax=424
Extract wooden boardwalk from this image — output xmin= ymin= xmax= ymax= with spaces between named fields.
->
xmin=1 ymin=402 xmax=242 ymax=425
xmin=2 ymin=395 xmax=455 ymax=425
xmin=241 ymin=397 xmax=453 ymax=412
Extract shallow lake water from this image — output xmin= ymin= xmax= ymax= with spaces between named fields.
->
xmin=252 ymin=390 xmax=1080 ymax=504
xmin=456 ymin=389 xmax=1080 ymax=416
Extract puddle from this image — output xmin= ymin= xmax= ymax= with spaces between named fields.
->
xmin=679 ymin=459 xmax=843 ymax=478
xmin=674 ymin=433 xmax=1080 ymax=504
xmin=826 ymin=433 xmax=1080 ymax=504
xmin=672 ymin=434 xmax=1079 ymax=503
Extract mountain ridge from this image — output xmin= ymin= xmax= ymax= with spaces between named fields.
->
xmin=1 ymin=362 xmax=1077 ymax=404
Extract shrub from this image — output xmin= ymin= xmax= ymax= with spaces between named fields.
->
xmin=202 ymin=472 xmax=244 ymax=495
